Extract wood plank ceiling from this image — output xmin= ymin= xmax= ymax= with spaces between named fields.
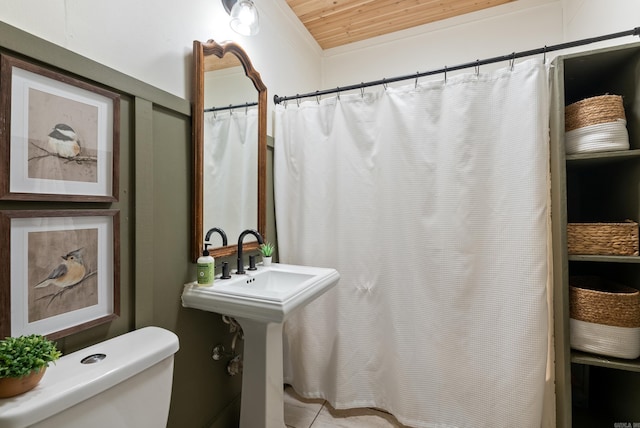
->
xmin=285 ymin=0 xmax=515 ymax=49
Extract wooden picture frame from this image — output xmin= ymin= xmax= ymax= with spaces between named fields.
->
xmin=0 ymin=54 xmax=119 ymax=202
xmin=0 ymin=210 xmax=120 ymax=339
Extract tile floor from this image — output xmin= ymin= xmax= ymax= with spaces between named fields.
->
xmin=283 ymin=385 xmax=411 ymax=428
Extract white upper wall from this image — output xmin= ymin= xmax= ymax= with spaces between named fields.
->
xmin=1 ymin=0 xmax=638 ymax=119
xmin=317 ymin=0 xmax=640 ymax=94
xmin=563 ymin=0 xmax=640 ymax=42
xmin=320 ymin=0 xmax=562 ymax=91
xmin=0 ymin=0 xmax=322 ymax=105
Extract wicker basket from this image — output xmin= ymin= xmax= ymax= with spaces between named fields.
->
xmin=570 ymin=276 xmax=640 ymax=359
xmin=567 ymin=221 xmax=639 ymax=256
xmin=564 ymin=95 xmax=629 ymax=154
xmin=570 ymin=276 xmax=640 ymax=327
xmin=565 ymin=95 xmax=626 ymax=131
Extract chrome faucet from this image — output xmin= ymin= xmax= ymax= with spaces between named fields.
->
xmin=237 ymin=229 xmax=264 ymax=274
xmin=205 ymin=227 xmax=228 ymax=247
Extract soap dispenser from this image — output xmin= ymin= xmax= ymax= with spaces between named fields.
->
xmin=197 ymin=244 xmax=215 ymax=286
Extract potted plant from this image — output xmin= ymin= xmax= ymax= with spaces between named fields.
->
xmin=0 ymin=334 xmax=62 ymax=398
xmin=259 ymin=241 xmax=275 ymax=266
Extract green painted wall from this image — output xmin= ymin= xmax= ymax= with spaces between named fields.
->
xmin=0 ymin=21 xmax=277 ymax=427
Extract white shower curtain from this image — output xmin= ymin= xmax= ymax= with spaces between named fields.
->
xmin=203 ymin=109 xmax=258 ymax=241
xmin=274 ymin=59 xmax=551 ymax=428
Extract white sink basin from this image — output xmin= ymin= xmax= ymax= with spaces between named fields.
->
xmin=181 ymin=263 xmax=340 ymax=323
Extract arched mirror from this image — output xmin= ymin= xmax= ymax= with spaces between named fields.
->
xmin=192 ymin=39 xmax=267 ymax=262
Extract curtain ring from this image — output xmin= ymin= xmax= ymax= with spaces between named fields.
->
xmin=315 ymin=91 xmax=320 ymax=104
xmin=444 ymin=66 xmax=447 ymax=83
xmin=475 ymin=60 xmax=480 ymax=76
xmin=414 ymin=72 xmax=419 ymax=88
xmin=543 ymin=45 xmax=547 ymax=64
xmin=245 ymin=103 xmax=249 ymax=115
xmin=296 ymin=95 xmax=300 ymax=107
xmin=510 ymin=52 xmax=516 ymax=71
xmin=382 ymin=78 xmax=388 ymax=90
xmin=360 ymin=85 xmax=365 ymax=98
xmin=337 ymin=87 xmax=341 ymax=101
xmin=229 ymin=104 xmax=234 ymax=115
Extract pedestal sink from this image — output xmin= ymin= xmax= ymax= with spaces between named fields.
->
xmin=181 ymin=263 xmax=340 ymax=428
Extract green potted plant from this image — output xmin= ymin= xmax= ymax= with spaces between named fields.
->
xmin=0 ymin=334 xmax=62 ymax=398
xmin=259 ymin=241 xmax=275 ymax=266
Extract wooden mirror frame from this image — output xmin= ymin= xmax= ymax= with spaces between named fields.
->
xmin=192 ymin=39 xmax=267 ymax=262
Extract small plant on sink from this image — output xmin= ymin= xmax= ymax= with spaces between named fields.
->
xmin=259 ymin=241 xmax=275 ymax=257
xmin=259 ymin=241 xmax=275 ymax=265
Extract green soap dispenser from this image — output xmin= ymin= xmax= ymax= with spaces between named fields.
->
xmin=197 ymin=244 xmax=214 ymax=286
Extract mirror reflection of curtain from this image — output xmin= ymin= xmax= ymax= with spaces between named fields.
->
xmin=203 ymin=108 xmax=258 ymax=242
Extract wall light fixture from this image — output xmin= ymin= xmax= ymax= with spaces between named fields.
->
xmin=222 ymin=0 xmax=260 ymax=36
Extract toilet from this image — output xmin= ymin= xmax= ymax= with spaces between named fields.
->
xmin=0 ymin=326 xmax=179 ymax=428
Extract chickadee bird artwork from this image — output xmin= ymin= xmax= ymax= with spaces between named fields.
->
xmin=34 ymin=248 xmax=87 ymax=289
xmin=47 ymin=123 xmax=81 ymax=159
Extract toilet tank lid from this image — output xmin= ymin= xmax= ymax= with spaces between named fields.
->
xmin=0 ymin=326 xmax=179 ymax=428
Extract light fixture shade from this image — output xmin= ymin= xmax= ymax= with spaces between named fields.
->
xmin=229 ymin=0 xmax=259 ymax=36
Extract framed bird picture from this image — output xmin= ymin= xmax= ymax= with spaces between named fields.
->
xmin=0 ymin=210 xmax=120 ymax=339
xmin=0 ymin=54 xmax=119 ymax=202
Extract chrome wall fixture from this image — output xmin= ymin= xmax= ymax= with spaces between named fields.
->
xmin=212 ymin=315 xmax=244 ymax=376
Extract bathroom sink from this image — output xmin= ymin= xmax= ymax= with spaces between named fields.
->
xmin=181 ymin=263 xmax=340 ymax=323
xmin=182 ymin=263 xmax=339 ymax=427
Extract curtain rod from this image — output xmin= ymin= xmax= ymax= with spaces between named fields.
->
xmin=273 ymin=26 xmax=640 ymax=105
xmin=205 ymin=101 xmax=258 ymax=113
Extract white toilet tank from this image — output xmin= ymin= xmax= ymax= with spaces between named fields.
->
xmin=0 ymin=326 xmax=179 ymax=428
